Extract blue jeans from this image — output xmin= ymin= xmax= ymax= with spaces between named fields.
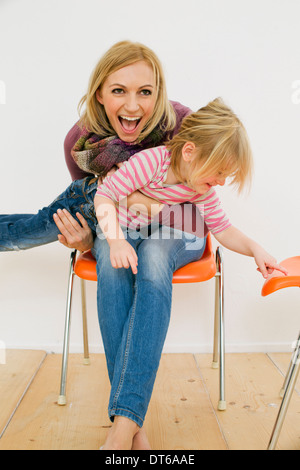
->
xmin=0 ymin=176 xmax=206 ymax=428
xmin=0 ymin=177 xmax=98 ymax=251
xmin=92 ymin=226 xmax=206 ymax=427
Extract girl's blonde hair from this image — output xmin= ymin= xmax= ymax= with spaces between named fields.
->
xmin=78 ymin=41 xmax=176 ymax=142
xmin=168 ymin=98 xmax=253 ymax=192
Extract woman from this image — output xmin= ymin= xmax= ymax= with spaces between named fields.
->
xmin=1 ymin=41 xmax=206 ymax=449
xmin=56 ymin=41 xmax=208 ymax=451
xmin=58 ymin=41 xmax=209 ymax=451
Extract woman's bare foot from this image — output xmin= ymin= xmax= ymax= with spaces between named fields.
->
xmin=102 ymin=416 xmax=139 ymax=450
xmin=131 ymin=427 xmax=151 ymax=450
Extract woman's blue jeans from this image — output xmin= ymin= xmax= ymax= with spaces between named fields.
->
xmin=0 ymin=176 xmax=206 ymax=428
xmin=93 ymin=226 xmax=206 ymax=427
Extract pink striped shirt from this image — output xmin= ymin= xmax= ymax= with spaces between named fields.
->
xmin=96 ymin=146 xmax=231 ymax=234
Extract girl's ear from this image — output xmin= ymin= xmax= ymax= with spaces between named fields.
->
xmin=182 ymin=141 xmax=196 ymax=162
xmin=96 ymin=88 xmax=103 ymax=105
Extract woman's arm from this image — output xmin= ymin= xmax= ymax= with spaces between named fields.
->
xmin=53 ymin=209 xmax=94 ymax=251
xmin=52 ymin=123 xmax=94 ymax=251
xmin=214 ymin=226 xmax=288 ymax=278
xmin=64 ymin=123 xmax=91 ymax=181
xmin=94 ymin=196 xmax=138 ymax=274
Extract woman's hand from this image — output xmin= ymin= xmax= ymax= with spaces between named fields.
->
xmin=109 ymin=239 xmax=138 ymax=274
xmin=53 ymin=209 xmax=94 ymax=252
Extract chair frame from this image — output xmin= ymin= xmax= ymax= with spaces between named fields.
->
xmin=268 ymin=330 xmax=300 ymax=450
xmin=261 ymin=256 xmax=300 ymax=450
xmin=58 ymin=244 xmax=226 ymax=411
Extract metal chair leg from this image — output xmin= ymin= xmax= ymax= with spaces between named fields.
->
xmin=279 ymin=348 xmax=296 ymax=398
xmin=58 ymin=249 xmax=77 ymax=406
xmin=81 ymin=278 xmax=90 ymax=365
xmin=212 ymin=272 xmax=220 ymax=370
xmin=216 ymin=247 xmax=226 ymax=411
xmin=212 ymin=247 xmax=226 ymax=411
xmin=268 ymin=331 xmax=300 ymax=450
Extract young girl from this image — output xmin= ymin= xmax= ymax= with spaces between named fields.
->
xmin=94 ymin=97 xmax=287 ymax=280
xmin=91 ymin=97 xmax=288 ymax=450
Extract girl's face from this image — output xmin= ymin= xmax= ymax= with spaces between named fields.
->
xmin=181 ymin=143 xmax=227 ymax=193
xmin=191 ymin=173 xmax=227 ymax=193
xmin=97 ymin=61 xmax=157 ymax=142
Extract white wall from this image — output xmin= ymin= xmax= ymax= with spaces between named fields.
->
xmin=0 ymin=0 xmax=299 ymax=354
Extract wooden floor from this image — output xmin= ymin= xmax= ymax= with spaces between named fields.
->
xmin=0 ymin=351 xmax=299 ymax=450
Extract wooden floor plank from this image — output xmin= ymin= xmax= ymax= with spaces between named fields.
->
xmin=268 ymin=352 xmax=300 ymax=394
xmin=0 ymin=354 xmax=111 ymax=450
xmin=1 ymin=352 xmax=300 ymax=450
xmin=145 ymin=354 xmax=227 ymax=450
xmin=0 ymin=350 xmax=46 ymax=438
xmin=195 ymin=353 xmax=300 ymax=450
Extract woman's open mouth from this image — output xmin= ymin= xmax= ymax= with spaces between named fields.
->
xmin=118 ymin=116 xmax=142 ymax=134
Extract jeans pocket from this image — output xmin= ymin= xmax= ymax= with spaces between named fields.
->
xmin=79 ymin=202 xmax=97 ymax=231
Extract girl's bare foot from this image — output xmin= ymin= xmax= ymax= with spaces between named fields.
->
xmin=131 ymin=427 xmax=151 ymax=450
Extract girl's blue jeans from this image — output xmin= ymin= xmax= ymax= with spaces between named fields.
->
xmin=0 ymin=176 xmax=206 ymax=427
xmin=0 ymin=177 xmax=98 ymax=251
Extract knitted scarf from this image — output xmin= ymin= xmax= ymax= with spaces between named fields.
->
xmin=71 ymin=125 xmax=166 ymax=177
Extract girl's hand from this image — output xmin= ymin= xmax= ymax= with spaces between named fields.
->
xmin=254 ymin=248 xmax=288 ymax=279
xmin=109 ymin=239 xmax=138 ymax=274
xmin=53 ymin=209 xmax=94 ymax=252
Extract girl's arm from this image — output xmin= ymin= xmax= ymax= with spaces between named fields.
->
xmin=94 ymin=195 xmax=138 ymax=274
xmin=214 ymin=226 xmax=288 ymax=278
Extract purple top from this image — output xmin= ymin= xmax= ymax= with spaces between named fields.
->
xmin=64 ymin=101 xmax=192 ymax=181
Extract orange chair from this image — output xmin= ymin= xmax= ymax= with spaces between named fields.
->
xmin=58 ymin=232 xmax=226 ymax=412
xmin=261 ymin=256 xmax=300 ymax=450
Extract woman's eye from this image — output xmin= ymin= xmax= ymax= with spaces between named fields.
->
xmin=112 ymin=88 xmax=124 ymax=95
xmin=140 ymin=89 xmax=152 ymax=96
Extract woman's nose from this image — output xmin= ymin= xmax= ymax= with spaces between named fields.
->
xmin=124 ymin=93 xmax=140 ymax=113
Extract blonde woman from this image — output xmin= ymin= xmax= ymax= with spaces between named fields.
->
xmin=0 ymin=41 xmax=200 ymax=450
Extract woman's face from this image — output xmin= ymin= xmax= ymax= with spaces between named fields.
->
xmin=97 ymin=61 xmax=157 ymax=142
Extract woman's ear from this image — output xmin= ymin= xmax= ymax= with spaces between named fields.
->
xmin=182 ymin=141 xmax=196 ymax=162
xmin=96 ymin=89 xmax=103 ymax=105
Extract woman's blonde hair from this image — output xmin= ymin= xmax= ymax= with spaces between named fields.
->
xmin=168 ymin=98 xmax=253 ymax=192
xmin=78 ymin=41 xmax=176 ymax=142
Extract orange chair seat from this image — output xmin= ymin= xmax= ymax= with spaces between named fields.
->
xmin=74 ymin=233 xmax=217 ymax=284
xmin=261 ymin=256 xmax=300 ymax=296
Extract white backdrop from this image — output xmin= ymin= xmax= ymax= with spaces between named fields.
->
xmin=0 ymin=0 xmax=299 ymax=354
